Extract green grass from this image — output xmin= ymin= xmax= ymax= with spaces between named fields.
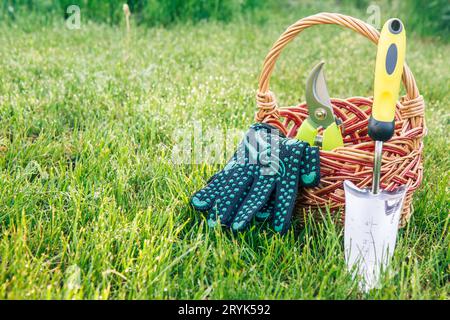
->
xmin=0 ymin=10 xmax=448 ymax=299
xmin=3 ymin=0 xmax=449 ymax=39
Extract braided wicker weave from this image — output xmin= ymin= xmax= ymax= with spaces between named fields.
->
xmin=255 ymin=13 xmax=426 ymax=226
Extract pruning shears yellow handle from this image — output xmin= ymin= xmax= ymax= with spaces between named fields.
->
xmin=322 ymin=122 xmax=343 ymax=151
xmin=296 ymin=119 xmax=317 ymax=147
xmin=369 ymin=18 xmax=406 ymax=142
xmin=296 ymin=62 xmax=344 ymax=151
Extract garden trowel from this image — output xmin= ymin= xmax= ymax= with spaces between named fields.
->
xmin=344 ymin=18 xmax=407 ymax=291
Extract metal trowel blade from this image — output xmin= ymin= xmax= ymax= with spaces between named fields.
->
xmin=343 ymin=180 xmax=407 ymax=291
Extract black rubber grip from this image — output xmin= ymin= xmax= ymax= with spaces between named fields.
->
xmin=368 ymin=116 xmax=395 ymax=142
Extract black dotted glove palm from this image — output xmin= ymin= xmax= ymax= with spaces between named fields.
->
xmin=191 ymin=123 xmax=320 ymax=234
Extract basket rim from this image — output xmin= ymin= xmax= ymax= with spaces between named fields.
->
xmin=254 ymin=12 xmax=422 ymax=126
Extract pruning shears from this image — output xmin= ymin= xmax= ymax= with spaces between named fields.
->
xmin=296 ymin=62 xmax=344 ymax=151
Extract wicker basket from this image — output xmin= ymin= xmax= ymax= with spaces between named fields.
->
xmin=255 ymin=13 xmax=426 ymax=227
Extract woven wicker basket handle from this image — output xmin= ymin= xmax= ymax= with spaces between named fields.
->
xmin=256 ymin=12 xmax=420 ymax=123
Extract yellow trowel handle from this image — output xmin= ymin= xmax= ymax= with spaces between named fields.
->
xmin=369 ymin=18 xmax=406 ymax=142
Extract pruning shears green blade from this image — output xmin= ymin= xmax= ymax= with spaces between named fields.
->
xmin=296 ymin=62 xmax=344 ymax=151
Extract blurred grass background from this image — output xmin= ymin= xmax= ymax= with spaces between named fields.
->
xmin=1 ymin=0 xmax=449 ymax=39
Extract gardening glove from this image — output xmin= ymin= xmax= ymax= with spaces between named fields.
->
xmin=191 ymin=123 xmax=320 ymax=235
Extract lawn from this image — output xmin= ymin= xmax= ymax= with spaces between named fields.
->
xmin=0 ymin=9 xmax=448 ymax=299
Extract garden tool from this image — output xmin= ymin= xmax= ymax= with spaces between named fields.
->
xmin=344 ymin=18 xmax=407 ymax=291
xmin=296 ymin=62 xmax=344 ymax=151
xmin=191 ymin=123 xmax=320 ymax=235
